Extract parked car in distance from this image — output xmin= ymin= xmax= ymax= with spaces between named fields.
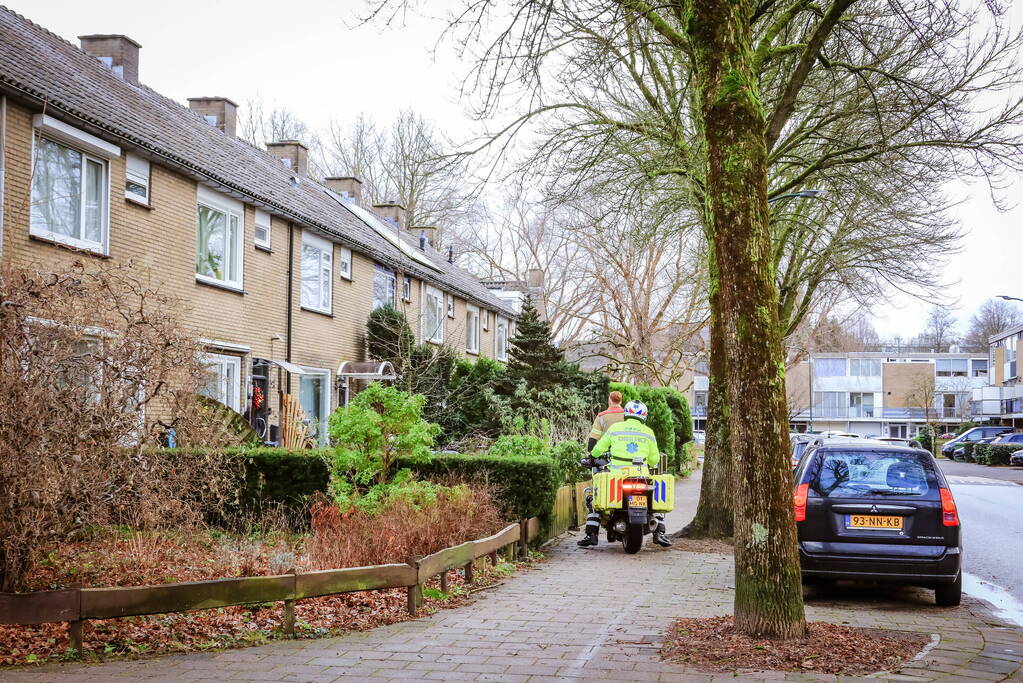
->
xmin=939 ymin=432 xmax=956 ymax=439
xmin=693 ymin=430 xmax=706 ymax=445
xmin=991 ymin=433 xmax=1023 ymax=445
xmin=1011 ymin=450 xmax=1023 ymax=466
xmin=876 ymin=437 xmax=916 ymax=448
xmin=818 ymin=430 xmax=861 ymax=439
xmin=793 ymin=442 xmax=962 ymax=606
xmin=941 ymin=426 xmax=1012 ymax=457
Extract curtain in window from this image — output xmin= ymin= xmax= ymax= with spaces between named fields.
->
xmin=814 ymin=358 xmax=846 ymax=377
xmin=197 ymin=205 xmax=227 ymax=280
xmin=31 ymin=137 xmax=82 ymax=238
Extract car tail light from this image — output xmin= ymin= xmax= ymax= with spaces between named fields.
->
xmin=793 ymin=483 xmax=809 ymax=522
xmin=939 ymin=488 xmax=959 ymax=526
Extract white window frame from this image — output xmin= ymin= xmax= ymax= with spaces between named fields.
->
xmin=466 ymin=304 xmax=480 ymax=354
xmin=196 ymin=185 xmax=244 ymax=290
xmin=495 ymin=317 xmax=509 ymax=361
xmin=125 ymin=152 xmax=150 ymax=205
xmin=30 ymin=134 xmax=112 ymax=254
xmin=200 ymin=352 xmax=242 ymax=411
xmin=338 ymin=246 xmax=353 ymax=281
xmin=301 ymin=231 xmax=333 ymax=314
xmin=373 ymin=263 xmax=397 ymax=310
xmin=254 ymin=209 xmax=271 ymax=249
xmin=298 ymin=366 xmax=331 ymax=445
xmin=424 ymin=285 xmax=445 ymax=344
xmin=401 ymin=275 xmax=412 ymax=302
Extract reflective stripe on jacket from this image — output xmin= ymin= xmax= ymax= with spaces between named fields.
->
xmin=588 ymin=406 xmax=625 ymax=441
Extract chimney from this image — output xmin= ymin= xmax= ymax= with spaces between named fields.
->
xmin=188 ymin=97 xmax=238 ymax=137
xmin=526 ymin=268 xmax=545 ymax=289
xmin=373 ymin=202 xmax=407 ymax=231
xmin=409 ymin=225 xmax=437 ymax=248
xmin=324 ymin=177 xmax=363 ymax=205
xmin=79 ymin=34 xmax=141 ymax=85
xmin=266 ymin=140 xmax=309 ymax=177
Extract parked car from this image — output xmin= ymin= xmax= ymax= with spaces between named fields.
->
xmin=876 ymin=437 xmax=916 ymax=447
xmin=790 ymin=433 xmax=815 ymax=468
xmin=940 ymin=426 xmax=1012 ymax=457
xmin=1011 ymin=450 xmax=1023 ymax=466
xmin=939 ymin=432 xmax=956 ymax=440
xmin=793 ymin=441 xmax=962 ymax=606
xmin=990 ymin=433 xmax=1023 ymax=446
xmin=693 ymin=430 xmax=706 ymax=445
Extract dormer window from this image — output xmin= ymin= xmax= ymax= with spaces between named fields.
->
xmin=125 ymin=153 xmax=150 ymax=205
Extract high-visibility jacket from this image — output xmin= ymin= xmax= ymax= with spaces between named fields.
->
xmin=588 ymin=406 xmax=625 ymax=442
xmin=590 ymin=418 xmax=660 ymax=469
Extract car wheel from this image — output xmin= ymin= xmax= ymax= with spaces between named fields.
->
xmin=935 ymin=573 xmax=962 ymax=607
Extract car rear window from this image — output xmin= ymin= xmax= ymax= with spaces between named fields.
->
xmin=810 ymin=450 xmax=938 ymax=499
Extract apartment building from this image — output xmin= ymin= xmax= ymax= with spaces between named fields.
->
xmin=970 ymin=324 xmax=1023 ymax=427
xmin=786 ymin=352 xmax=989 ymax=437
xmin=0 ymin=7 xmax=515 ymax=443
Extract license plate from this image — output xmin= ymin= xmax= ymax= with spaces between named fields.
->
xmin=846 ymin=514 xmax=902 ymax=529
xmin=628 ymin=495 xmax=647 ymax=508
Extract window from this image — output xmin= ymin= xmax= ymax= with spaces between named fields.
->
xmin=447 ymin=294 xmax=455 ymax=318
xmin=200 ymin=353 xmax=242 ymax=411
xmin=495 ymin=317 xmax=508 ymax=361
xmin=935 ymin=359 xmax=968 ymax=377
xmin=972 ymin=359 xmax=988 ymax=378
xmin=301 ymin=232 xmax=332 ymax=313
xmin=482 ymin=310 xmax=490 ymax=331
xmin=813 ymin=357 xmax=846 ymax=377
xmin=813 ymin=391 xmax=845 ymax=417
xmin=373 ymin=264 xmax=397 ymax=310
xmin=810 ymin=451 xmax=936 ymax=499
xmin=849 ymin=392 xmax=875 ymax=418
xmin=196 ymin=187 xmax=244 ymax=289
xmin=30 ymin=136 xmax=109 ymax=252
xmin=849 ymin=358 xmax=881 ymax=376
xmin=125 ymin=153 xmax=150 ymax=204
xmin=338 ymin=247 xmax=353 ymax=281
xmin=424 ymin=286 xmax=445 ymax=343
xmin=298 ymin=368 xmax=330 ymax=444
xmin=466 ymin=305 xmax=480 ymax=354
xmin=254 ymin=209 xmax=271 ymax=249
xmin=402 ymin=276 xmax=412 ymax=301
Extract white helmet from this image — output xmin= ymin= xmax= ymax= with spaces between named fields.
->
xmin=624 ymin=400 xmax=648 ymax=421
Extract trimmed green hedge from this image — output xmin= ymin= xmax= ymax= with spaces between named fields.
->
xmin=397 ymin=452 xmax=560 ymax=520
xmin=956 ymin=443 xmax=976 ymax=463
xmin=974 ymin=444 xmax=1019 ymax=466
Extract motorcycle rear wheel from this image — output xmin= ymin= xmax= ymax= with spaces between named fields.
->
xmin=622 ymin=523 xmax=643 ymax=554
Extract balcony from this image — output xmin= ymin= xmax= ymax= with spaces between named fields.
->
xmin=692 ymin=405 xmax=707 ymax=417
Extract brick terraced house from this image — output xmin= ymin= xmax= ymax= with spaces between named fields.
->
xmin=0 ymin=7 xmax=515 ymax=443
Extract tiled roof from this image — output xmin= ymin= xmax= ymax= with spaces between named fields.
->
xmin=0 ymin=5 xmax=514 ymax=316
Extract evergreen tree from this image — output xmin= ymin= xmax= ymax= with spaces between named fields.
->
xmin=506 ymin=296 xmax=566 ymax=389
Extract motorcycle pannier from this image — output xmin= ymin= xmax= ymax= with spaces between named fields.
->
xmin=591 ymin=472 xmax=675 ymax=512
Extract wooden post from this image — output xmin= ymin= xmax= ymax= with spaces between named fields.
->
xmin=407 ymin=584 xmax=423 ymax=616
xmin=463 ymin=560 xmax=474 ymax=584
xmin=439 ymin=570 xmax=448 ymax=594
xmin=488 ymin=551 xmax=498 ymax=566
xmin=505 ymin=543 xmax=515 ymax=562
xmin=282 ymin=599 xmax=295 ymax=635
xmin=570 ymin=485 xmax=580 ymax=530
xmin=68 ymin=582 xmax=83 ymax=656
xmin=519 ymin=519 xmax=529 ymax=559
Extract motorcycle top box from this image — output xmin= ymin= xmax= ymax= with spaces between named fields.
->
xmin=592 ymin=471 xmax=674 ymax=512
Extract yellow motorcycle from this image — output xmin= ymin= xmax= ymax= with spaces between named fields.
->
xmin=582 ymin=454 xmax=675 ymax=554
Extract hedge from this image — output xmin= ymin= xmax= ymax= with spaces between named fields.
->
xmin=956 ymin=443 xmax=976 ymax=463
xmin=397 ymin=452 xmax=561 ymax=520
xmin=974 ymin=444 xmax=1020 ymax=466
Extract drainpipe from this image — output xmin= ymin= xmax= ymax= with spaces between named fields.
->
xmin=0 ymin=95 xmax=6 ymax=258
xmin=286 ymin=221 xmax=294 ymax=394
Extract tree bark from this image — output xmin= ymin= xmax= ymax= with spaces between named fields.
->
xmin=680 ymin=249 xmax=734 ymax=539
xmin=688 ymin=0 xmax=806 ymax=639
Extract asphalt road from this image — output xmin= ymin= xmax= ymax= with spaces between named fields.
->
xmin=937 ymin=459 xmax=1023 ymax=619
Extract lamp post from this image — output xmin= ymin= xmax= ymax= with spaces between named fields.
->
xmin=997 ymin=295 xmax=1023 ymax=304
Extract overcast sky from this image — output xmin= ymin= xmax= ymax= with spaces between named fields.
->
xmin=9 ymin=0 xmax=1021 ymax=340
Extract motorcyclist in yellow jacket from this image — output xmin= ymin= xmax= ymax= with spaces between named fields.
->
xmin=578 ymin=400 xmax=672 ymax=548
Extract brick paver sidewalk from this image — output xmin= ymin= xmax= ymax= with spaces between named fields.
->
xmin=6 ymin=474 xmax=1022 ymax=682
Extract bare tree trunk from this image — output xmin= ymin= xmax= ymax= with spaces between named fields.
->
xmin=682 ymin=251 xmax=733 ymax=538
xmin=688 ymin=0 xmax=806 ymax=639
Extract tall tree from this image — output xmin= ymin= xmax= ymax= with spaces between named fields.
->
xmin=918 ymin=306 xmax=959 ymax=352
xmin=505 ymin=296 xmax=565 ymax=388
xmin=965 ymin=299 xmax=1023 ymax=351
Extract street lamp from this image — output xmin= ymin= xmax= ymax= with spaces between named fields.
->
xmin=997 ymin=295 xmax=1023 ymax=303
xmin=768 ymin=189 xmax=823 ymax=204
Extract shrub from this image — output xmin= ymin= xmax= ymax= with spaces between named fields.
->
xmin=975 ymin=444 xmax=1018 ymax=466
xmin=550 ymin=441 xmax=588 ymax=485
xmin=440 ymin=357 xmax=510 ymax=441
xmin=307 ymin=483 xmax=505 ymax=568
xmin=487 ymin=433 xmax=548 ymax=459
xmin=399 ymin=453 xmax=560 ymax=520
xmin=326 ymin=383 xmax=439 ymax=491
xmin=636 ymin=386 xmax=676 ymax=463
xmin=957 ymin=443 xmax=975 ymax=463
xmin=652 ymin=386 xmax=695 ymax=450
xmin=914 ymin=425 xmax=935 ymax=453
xmin=609 ymin=382 xmax=642 ymax=404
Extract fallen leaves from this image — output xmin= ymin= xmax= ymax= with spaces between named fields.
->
xmin=660 ymin=615 xmax=928 ymax=675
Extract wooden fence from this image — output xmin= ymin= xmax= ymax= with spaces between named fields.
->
xmin=0 ymin=483 xmax=590 ymax=652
